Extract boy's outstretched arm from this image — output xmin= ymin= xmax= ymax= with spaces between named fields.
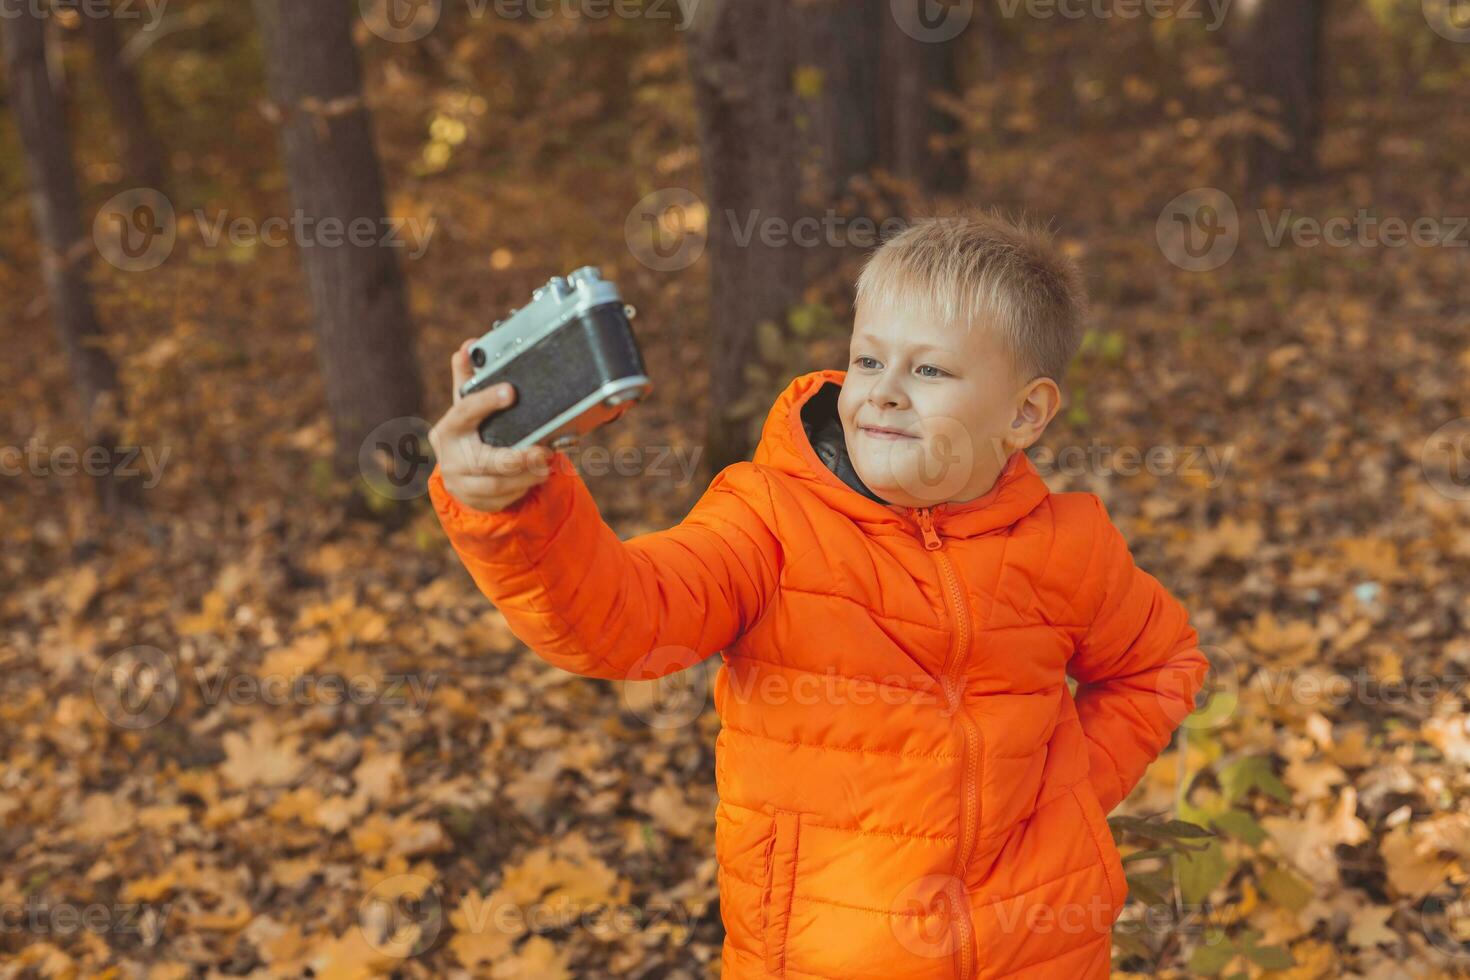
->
xmin=428 ymin=454 xmax=781 ymax=681
xmin=1067 ymin=497 xmax=1209 ymax=813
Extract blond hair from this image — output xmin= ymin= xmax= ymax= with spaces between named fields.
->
xmin=854 ymin=211 xmax=1088 ymax=384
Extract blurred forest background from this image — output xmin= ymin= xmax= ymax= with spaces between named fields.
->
xmin=3 ymin=0 xmax=1470 ymax=977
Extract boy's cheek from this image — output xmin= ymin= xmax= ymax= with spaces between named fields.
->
xmin=836 ymin=389 xmax=861 ymax=431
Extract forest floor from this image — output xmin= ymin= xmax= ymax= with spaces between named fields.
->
xmin=2 ymin=5 xmax=1470 ymax=978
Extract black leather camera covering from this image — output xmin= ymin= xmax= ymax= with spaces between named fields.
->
xmin=468 ymin=302 xmax=647 ymax=447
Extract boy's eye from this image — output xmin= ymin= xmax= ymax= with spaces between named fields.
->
xmin=917 ymin=364 xmax=947 ymax=379
xmin=854 ymin=356 xmax=880 ymax=370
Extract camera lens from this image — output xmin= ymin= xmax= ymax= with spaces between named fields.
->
xmin=471 ymin=348 xmax=486 ymax=368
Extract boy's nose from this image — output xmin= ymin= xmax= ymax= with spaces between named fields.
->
xmin=868 ymin=378 xmax=907 ymax=409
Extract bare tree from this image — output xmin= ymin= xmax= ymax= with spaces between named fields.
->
xmin=683 ymin=0 xmax=804 ymax=473
xmin=76 ymin=0 xmax=167 ymax=189
xmin=797 ymin=0 xmax=881 ymax=203
xmin=877 ymin=0 xmax=967 ymax=194
xmin=1229 ymin=0 xmax=1328 ymax=189
xmin=251 ymin=0 xmax=423 ymax=479
xmin=2 ymin=5 xmax=138 ymax=512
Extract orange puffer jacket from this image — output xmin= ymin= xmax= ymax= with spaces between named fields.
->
xmin=429 ymin=369 xmax=1208 ymax=979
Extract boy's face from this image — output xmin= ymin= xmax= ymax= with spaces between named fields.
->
xmin=838 ymin=299 xmax=1038 ymax=509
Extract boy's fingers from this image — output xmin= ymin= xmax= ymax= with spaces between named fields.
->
xmin=450 ymin=470 xmax=548 ymax=505
xmin=485 ymin=445 xmax=552 ymax=477
xmin=450 ymin=338 xmax=476 ymax=404
xmin=440 ymin=382 xmax=516 ymax=435
xmin=443 ymin=440 xmax=551 ymax=478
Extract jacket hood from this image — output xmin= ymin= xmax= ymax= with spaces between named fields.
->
xmin=751 ymin=369 xmax=1052 ymax=540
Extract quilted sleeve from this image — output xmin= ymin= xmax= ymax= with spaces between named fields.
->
xmin=1067 ymin=497 xmax=1209 ymax=813
xmin=427 ymin=452 xmax=782 ymax=680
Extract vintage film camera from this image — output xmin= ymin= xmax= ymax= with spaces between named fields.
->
xmin=459 ymin=266 xmax=652 ymax=450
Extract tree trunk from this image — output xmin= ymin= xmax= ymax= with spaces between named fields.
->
xmin=251 ymin=0 xmax=423 ymax=479
xmin=1230 ymin=0 xmax=1327 ymax=190
xmin=684 ymin=0 xmax=804 ymax=474
xmin=78 ymin=1 xmax=166 ymax=189
xmin=2 ymin=7 xmax=139 ymax=513
xmin=796 ymin=0 xmax=881 ymax=203
xmin=877 ymin=0 xmax=967 ymax=194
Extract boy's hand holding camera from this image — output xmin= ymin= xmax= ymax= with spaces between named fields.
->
xmin=428 ymin=337 xmax=554 ymax=514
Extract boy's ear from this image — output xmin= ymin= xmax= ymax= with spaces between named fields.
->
xmin=1008 ymin=377 xmax=1061 ymax=452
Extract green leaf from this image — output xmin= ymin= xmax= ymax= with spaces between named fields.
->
xmin=1122 ymin=847 xmax=1174 ymax=864
xmin=1111 ymin=928 xmax=1151 ymax=961
xmin=788 ymin=302 xmax=837 ymax=339
xmin=1155 ymin=819 xmax=1215 ymax=839
xmin=1243 ymin=943 xmax=1295 ymax=969
xmin=1259 ymin=866 xmax=1313 ymax=912
xmin=1125 ymin=870 xmax=1173 ymax=908
xmin=754 ymin=320 xmax=785 ymax=365
xmin=1108 ymin=814 xmax=1153 ymax=837
xmin=309 ymin=458 xmax=338 ymax=500
xmin=1211 ymin=808 xmax=1267 ymax=847
xmin=1187 ymin=937 xmax=1237 ymax=975
xmin=1218 ymin=756 xmax=1291 ymax=805
xmin=1066 ymin=398 xmax=1090 ymax=428
xmin=794 ymin=65 xmax=825 ymax=100
xmin=1110 ymin=814 xmax=1215 ymax=844
xmin=1176 ymin=839 xmax=1230 ymax=905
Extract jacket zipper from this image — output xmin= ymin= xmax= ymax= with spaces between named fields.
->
xmin=914 ymin=507 xmax=981 ymax=980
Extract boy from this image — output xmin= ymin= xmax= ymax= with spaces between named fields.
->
xmin=426 ymin=214 xmax=1208 ymax=979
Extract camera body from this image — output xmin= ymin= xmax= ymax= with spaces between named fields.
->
xmin=459 ymin=266 xmax=652 ymax=449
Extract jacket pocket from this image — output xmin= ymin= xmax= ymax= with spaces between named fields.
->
xmin=1072 ymin=780 xmax=1128 ymax=915
xmin=761 ymin=809 xmax=802 ymax=976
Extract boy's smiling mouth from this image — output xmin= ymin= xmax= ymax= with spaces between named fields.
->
xmin=859 ymin=423 xmax=920 ymax=440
